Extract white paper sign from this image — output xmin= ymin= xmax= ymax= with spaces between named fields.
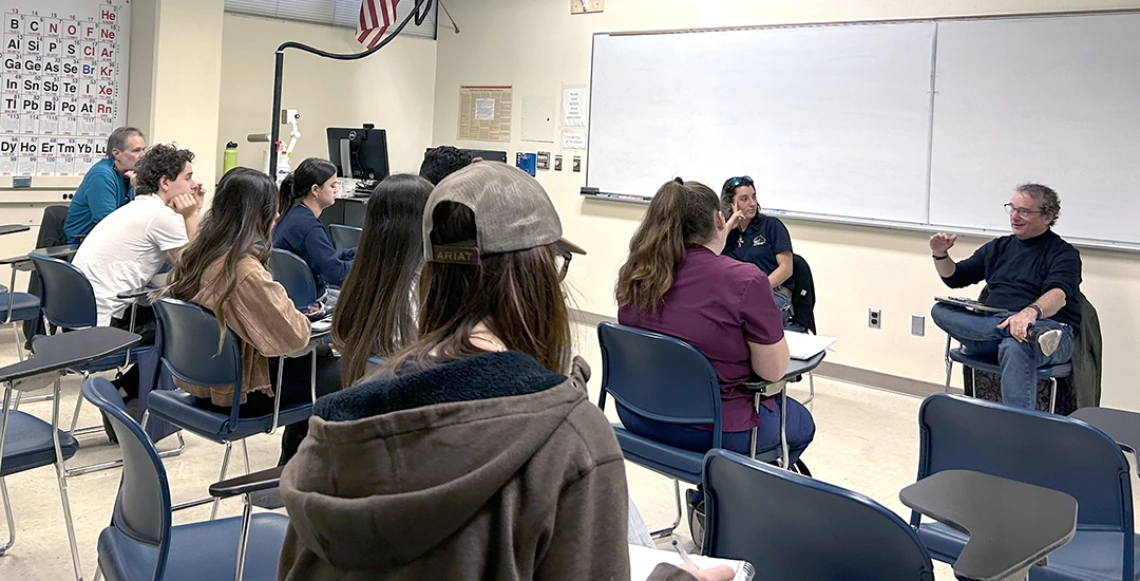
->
xmin=562 ymin=88 xmax=586 ymax=127
xmin=561 ymin=131 xmax=587 ymax=150
xmin=475 ymin=98 xmax=496 ymax=121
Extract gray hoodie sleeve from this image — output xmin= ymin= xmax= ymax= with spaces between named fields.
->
xmin=647 ymin=564 xmax=703 ymax=581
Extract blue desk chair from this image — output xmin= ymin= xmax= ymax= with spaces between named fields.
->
xmin=84 ymin=377 xmax=288 ymax=581
xmin=146 ymin=298 xmax=314 ymax=518
xmin=703 ymin=449 xmax=934 ymax=580
xmin=328 ymin=224 xmax=362 ymax=254
xmin=943 ymin=335 xmax=1070 ymax=413
xmin=268 ymin=248 xmax=317 ymax=310
xmin=26 ymin=253 xmax=172 ymax=475
xmin=912 ymin=393 xmax=1136 ymax=580
xmin=0 ymin=327 xmax=141 ymax=581
xmin=597 ymin=322 xmax=726 ymax=538
xmin=0 ymin=254 xmax=43 ymax=362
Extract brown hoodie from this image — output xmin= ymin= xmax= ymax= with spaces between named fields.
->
xmin=278 ymin=351 xmax=696 ymax=581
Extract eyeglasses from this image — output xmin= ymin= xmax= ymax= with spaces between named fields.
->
xmin=726 ymin=176 xmax=754 ymax=190
xmin=1004 ymin=203 xmax=1045 ymax=218
xmin=555 ymin=248 xmax=573 ymax=281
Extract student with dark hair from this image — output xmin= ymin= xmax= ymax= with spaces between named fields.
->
xmin=418 ymin=145 xmax=472 ymax=185
xmin=166 ymin=167 xmax=342 ymax=464
xmin=273 ymin=157 xmax=354 ymax=298
xmin=73 ymin=143 xmax=203 ymax=406
xmin=332 ymin=173 xmax=433 ymax=387
xmin=279 ymin=163 xmax=730 ymax=581
xmin=720 ymin=175 xmax=795 ymax=325
xmin=63 ymin=126 xmax=147 ymax=242
xmin=615 ymin=178 xmax=815 ymax=463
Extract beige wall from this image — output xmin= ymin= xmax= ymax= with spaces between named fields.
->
xmin=432 ymin=0 xmax=1140 ymax=409
xmin=216 ymin=14 xmax=438 ymax=181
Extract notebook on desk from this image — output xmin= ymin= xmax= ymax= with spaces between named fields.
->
xmin=627 ymin=544 xmax=755 ymax=581
xmin=784 ymin=331 xmax=837 ymax=360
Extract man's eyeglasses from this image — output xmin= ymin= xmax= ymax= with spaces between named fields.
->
xmin=556 ymin=248 xmax=573 ymax=281
xmin=1004 ymin=203 xmax=1045 ymax=218
xmin=726 ymin=176 xmax=754 ymax=190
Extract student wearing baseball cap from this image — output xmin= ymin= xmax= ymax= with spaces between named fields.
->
xmin=278 ymin=162 xmax=731 ymax=581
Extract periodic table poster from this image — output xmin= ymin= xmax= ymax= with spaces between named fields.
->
xmin=0 ymin=0 xmax=130 ymax=178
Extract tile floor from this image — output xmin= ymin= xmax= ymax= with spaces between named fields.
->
xmin=5 ymin=323 xmax=1100 ymax=579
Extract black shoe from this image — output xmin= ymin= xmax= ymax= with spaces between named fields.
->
xmin=686 ymin=488 xmax=705 ymax=549
xmin=101 ymin=411 xmax=118 ymax=444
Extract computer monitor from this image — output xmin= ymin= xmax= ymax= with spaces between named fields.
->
xmin=327 ymin=125 xmax=390 ymax=181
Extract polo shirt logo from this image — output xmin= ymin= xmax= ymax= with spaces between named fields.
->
xmin=752 ymin=235 xmax=767 ymax=246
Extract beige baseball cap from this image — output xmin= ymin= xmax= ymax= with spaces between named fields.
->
xmin=423 ymin=161 xmax=586 ymax=264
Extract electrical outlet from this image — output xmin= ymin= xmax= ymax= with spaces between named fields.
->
xmin=911 ymin=314 xmax=925 ymax=336
xmin=868 ymin=308 xmax=881 ymax=329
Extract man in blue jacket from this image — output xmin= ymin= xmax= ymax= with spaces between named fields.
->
xmin=62 ymin=126 xmax=146 ymax=243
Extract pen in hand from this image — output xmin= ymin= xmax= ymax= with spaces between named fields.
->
xmin=672 ymin=539 xmax=697 ymax=568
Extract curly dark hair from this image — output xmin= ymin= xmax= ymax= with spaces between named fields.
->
xmin=134 ymin=144 xmax=195 ymax=195
xmin=419 ymin=146 xmax=472 ymax=185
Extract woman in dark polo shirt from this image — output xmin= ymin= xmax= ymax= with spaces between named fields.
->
xmin=615 ymin=178 xmax=815 ymax=464
xmin=720 ymin=175 xmax=794 ymax=325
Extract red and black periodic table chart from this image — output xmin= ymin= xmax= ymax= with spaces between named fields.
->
xmin=1 ymin=0 xmax=130 ymax=178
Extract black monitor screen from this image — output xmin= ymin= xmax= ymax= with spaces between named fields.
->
xmin=327 ymin=127 xmax=390 ymax=181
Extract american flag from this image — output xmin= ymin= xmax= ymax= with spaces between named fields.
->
xmin=357 ymin=0 xmax=400 ymax=49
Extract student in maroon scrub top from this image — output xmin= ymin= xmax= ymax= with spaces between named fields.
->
xmin=615 ymin=178 xmax=816 ymax=464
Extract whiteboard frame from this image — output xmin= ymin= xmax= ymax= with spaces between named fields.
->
xmin=581 ymin=8 xmax=1140 ymax=254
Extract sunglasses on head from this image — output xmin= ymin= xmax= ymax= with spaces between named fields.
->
xmin=726 ymin=176 xmax=754 ymax=190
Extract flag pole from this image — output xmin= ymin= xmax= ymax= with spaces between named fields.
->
xmin=438 ymin=0 xmax=459 ymax=34
xmin=269 ymin=0 xmax=434 ymax=177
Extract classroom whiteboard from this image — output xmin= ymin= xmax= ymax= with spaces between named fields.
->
xmin=0 ymin=0 xmax=131 ymax=178
xmin=585 ymin=12 xmax=1140 ymax=250
xmin=928 ymin=14 xmax=1140 ymax=247
xmin=586 ymin=22 xmax=935 ymax=223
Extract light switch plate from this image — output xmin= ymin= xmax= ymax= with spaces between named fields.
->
xmin=571 ymin=0 xmax=605 ymax=14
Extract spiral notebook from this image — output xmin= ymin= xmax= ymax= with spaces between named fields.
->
xmin=627 ymin=544 xmax=755 ymax=581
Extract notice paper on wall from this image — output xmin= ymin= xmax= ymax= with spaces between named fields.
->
xmin=561 ymin=131 xmax=586 ymax=150
xmin=457 ymin=85 xmax=513 ymax=143
xmin=562 ymin=87 xmax=586 ymax=127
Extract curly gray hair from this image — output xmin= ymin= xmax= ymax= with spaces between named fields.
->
xmin=1016 ymin=183 xmax=1060 ymax=227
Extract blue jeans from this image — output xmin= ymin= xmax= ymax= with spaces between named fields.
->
xmin=774 ymin=287 xmax=793 ymax=326
xmin=616 ymin=396 xmax=815 ymax=466
xmin=930 ymin=303 xmax=1074 ymax=410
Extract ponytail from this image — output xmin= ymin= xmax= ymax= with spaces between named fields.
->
xmin=615 ymin=179 xmax=720 ymax=313
xmin=277 ymin=174 xmax=299 ymax=216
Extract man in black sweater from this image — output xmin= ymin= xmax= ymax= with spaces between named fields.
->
xmin=930 ymin=183 xmax=1081 ymax=410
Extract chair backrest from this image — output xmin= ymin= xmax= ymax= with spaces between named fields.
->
xmin=704 ymin=449 xmax=935 ymax=581
xmin=152 ymin=298 xmax=244 ymax=425
xmin=269 ymin=248 xmax=317 ymax=309
xmin=81 ymin=377 xmax=173 ymax=579
xmin=328 ymin=224 xmax=362 ymax=254
xmin=916 ymin=394 xmax=1133 ymax=552
xmin=28 ymin=253 xmax=97 ymax=328
xmin=597 ymin=322 xmax=723 ymax=442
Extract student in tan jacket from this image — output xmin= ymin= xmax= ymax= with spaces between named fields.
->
xmin=278 ymin=162 xmax=732 ymax=581
xmin=165 ymin=167 xmax=342 ymax=464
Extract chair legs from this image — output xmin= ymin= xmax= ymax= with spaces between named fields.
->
xmin=649 ymin=479 xmax=683 ymax=539
xmin=943 ymin=334 xmax=953 ymax=392
xmin=0 ymin=477 xmax=14 ymax=555
xmin=211 ymin=440 xmax=234 ymax=520
xmin=49 ymin=378 xmax=85 ymax=581
xmin=801 ymin=371 xmax=816 ymax=405
xmin=233 ymin=495 xmax=254 ymax=581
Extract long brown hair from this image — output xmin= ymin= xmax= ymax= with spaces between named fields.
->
xmin=165 ymin=168 xmax=278 ymax=349
xmin=332 ymin=174 xmax=432 ymax=386
xmin=615 ymin=179 xmax=720 ymax=314
xmin=380 ymin=201 xmax=572 ymax=376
